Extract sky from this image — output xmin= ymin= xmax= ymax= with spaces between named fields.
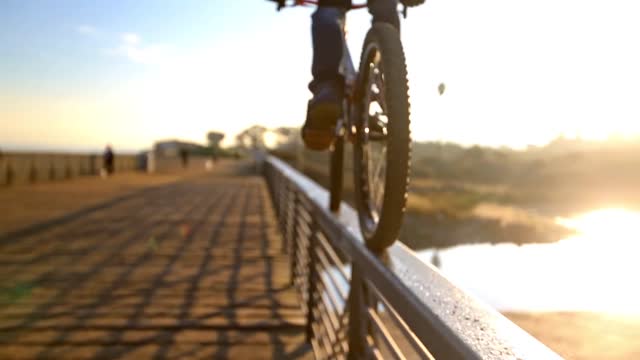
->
xmin=1 ymin=0 xmax=639 ymax=152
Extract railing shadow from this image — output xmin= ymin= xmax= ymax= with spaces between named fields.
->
xmin=0 ymin=175 xmax=311 ymax=359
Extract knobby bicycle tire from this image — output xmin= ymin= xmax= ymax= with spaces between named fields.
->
xmin=353 ymin=23 xmax=411 ymax=252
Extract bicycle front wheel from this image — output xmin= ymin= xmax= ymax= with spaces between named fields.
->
xmin=353 ymin=23 xmax=411 ymax=252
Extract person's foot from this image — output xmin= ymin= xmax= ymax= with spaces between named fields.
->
xmin=302 ymin=82 xmax=342 ymax=151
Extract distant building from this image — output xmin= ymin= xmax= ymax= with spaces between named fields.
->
xmin=148 ymin=140 xmax=207 ymax=173
xmin=153 ymin=140 xmax=205 ymax=157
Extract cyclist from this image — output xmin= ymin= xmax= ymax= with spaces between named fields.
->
xmin=303 ymin=0 xmax=401 ymax=150
xmin=270 ymin=0 xmax=421 ymax=150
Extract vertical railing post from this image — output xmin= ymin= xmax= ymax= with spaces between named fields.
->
xmin=285 ymin=184 xmax=296 ymax=252
xmin=288 ymin=190 xmax=299 ymax=285
xmin=305 ymin=220 xmax=319 ymax=342
xmin=279 ymin=178 xmax=289 ymax=254
xmin=347 ymin=265 xmax=368 ymax=359
xmin=6 ymin=163 xmax=14 ymax=186
xmin=265 ymin=164 xmax=271 ymax=192
xmin=270 ymin=168 xmax=278 ymax=216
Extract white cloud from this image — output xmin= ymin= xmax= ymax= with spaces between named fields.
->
xmin=121 ymin=33 xmax=140 ymax=45
xmin=109 ymin=33 xmax=176 ymax=66
xmin=75 ymin=25 xmax=97 ymax=35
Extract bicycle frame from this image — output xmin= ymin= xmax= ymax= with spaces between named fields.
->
xmin=336 ymin=42 xmax=358 ymax=139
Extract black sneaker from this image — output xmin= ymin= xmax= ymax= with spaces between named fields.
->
xmin=302 ymin=82 xmax=342 ymax=151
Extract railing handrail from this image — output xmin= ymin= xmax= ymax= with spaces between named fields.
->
xmin=264 ymin=155 xmax=561 ymax=359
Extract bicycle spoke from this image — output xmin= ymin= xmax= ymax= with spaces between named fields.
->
xmin=367 ymin=140 xmax=387 ymax=218
xmin=372 ymin=146 xmax=385 ymax=187
xmin=373 ymin=146 xmax=387 ymax=213
xmin=368 ymin=114 xmax=388 ymax=141
xmin=371 ymin=160 xmax=380 ymax=215
xmin=372 ymin=68 xmax=387 ymax=112
xmin=365 ymin=140 xmax=376 ymax=214
xmin=368 ymin=132 xmax=387 ymax=141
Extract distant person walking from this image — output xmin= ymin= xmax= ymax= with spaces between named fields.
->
xmin=103 ymin=145 xmax=115 ymax=176
xmin=180 ymin=148 xmax=189 ymax=169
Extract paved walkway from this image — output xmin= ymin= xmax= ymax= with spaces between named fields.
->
xmin=0 ymin=162 xmax=224 ymax=234
xmin=0 ymin=167 xmax=311 ymax=359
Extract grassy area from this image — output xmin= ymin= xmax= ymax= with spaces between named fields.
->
xmin=273 ymin=147 xmax=574 ymax=250
xmin=272 ymin=137 xmax=640 ymax=249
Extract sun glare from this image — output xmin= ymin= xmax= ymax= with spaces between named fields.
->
xmin=420 ymin=207 xmax=640 ymax=314
xmin=557 ymin=208 xmax=640 ymax=244
xmin=551 ymin=208 xmax=640 ymax=313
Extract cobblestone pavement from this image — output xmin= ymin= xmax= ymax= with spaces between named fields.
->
xmin=0 ymin=170 xmax=311 ymax=359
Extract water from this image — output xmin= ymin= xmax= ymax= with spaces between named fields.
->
xmin=418 ymin=208 xmax=640 ymax=314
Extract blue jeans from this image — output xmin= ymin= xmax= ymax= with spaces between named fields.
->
xmin=310 ymin=0 xmax=400 ymax=93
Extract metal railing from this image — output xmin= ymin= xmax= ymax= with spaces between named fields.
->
xmin=264 ymin=155 xmax=561 ymax=360
xmin=0 ymin=152 xmax=140 ymax=186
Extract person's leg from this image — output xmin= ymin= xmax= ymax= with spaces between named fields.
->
xmin=310 ymin=2 xmax=348 ymax=92
xmin=303 ymin=0 xmax=350 ymax=151
xmin=368 ymin=0 xmax=400 ymax=31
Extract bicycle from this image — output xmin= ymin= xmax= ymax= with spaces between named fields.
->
xmin=273 ymin=0 xmax=414 ymax=252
